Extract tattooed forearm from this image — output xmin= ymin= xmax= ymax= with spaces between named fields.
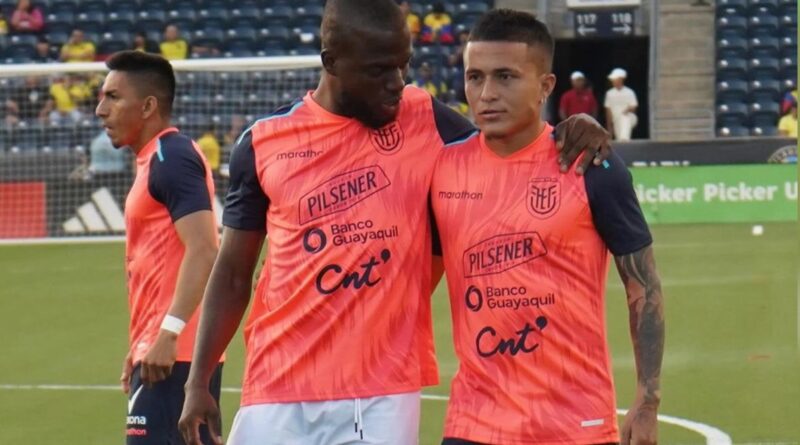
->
xmin=615 ymin=245 xmax=665 ymax=406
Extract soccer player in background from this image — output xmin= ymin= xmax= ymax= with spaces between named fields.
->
xmin=95 ymin=51 xmax=222 ymax=445
xmin=430 ymin=10 xmax=665 ymax=445
xmin=178 ymin=1 xmax=612 ymax=443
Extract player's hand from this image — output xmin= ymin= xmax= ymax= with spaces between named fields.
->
xmin=621 ymin=399 xmax=659 ymax=445
xmin=554 ymin=113 xmax=612 ymax=175
xmin=120 ymin=352 xmax=133 ymax=394
xmin=140 ymin=330 xmax=178 ymax=387
xmin=179 ymin=387 xmax=223 ymax=445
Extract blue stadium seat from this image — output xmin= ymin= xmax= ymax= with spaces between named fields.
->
xmin=10 ymin=123 xmax=45 ymax=151
xmin=106 ymin=11 xmax=136 ymax=29
xmin=44 ymin=122 xmax=76 ymax=151
xmin=225 ymin=27 xmax=258 ymax=51
xmin=780 ymin=56 xmax=797 ymax=80
xmin=259 ymin=26 xmax=290 ymax=49
xmin=456 ymin=2 xmax=490 ymax=14
xmin=717 ymin=102 xmax=749 ymax=122
xmin=780 ymin=12 xmax=797 ymax=28
xmin=289 ymin=47 xmax=319 ymax=56
xmin=717 ymin=124 xmax=750 ymax=137
xmin=82 ymin=1 xmax=107 ymax=13
xmin=717 ymin=36 xmax=747 ymax=59
xmin=750 ymin=124 xmax=779 ymax=136
xmin=50 ymin=0 xmax=78 ymax=14
xmin=113 ymin=1 xmax=138 ymax=14
xmin=779 ymin=0 xmax=796 ymax=16
xmin=413 ymin=45 xmax=447 ymax=68
xmin=166 ymin=11 xmax=196 ymax=33
xmin=45 ymin=31 xmax=70 ymax=47
xmin=197 ymin=8 xmax=229 ymax=31
xmin=292 ymin=24 xmax=320 ymax=47
xmin=748 ymin=15 xmax=779 ymax=37
xmin=716 ymin=0 xmax=747 ymax=15
xmin=750 ymin=101 xmax=781 ymax=124
xmin=137 ymin=10 xmax=167 ymax=33
xmin=717 ymin=79 xmax=748 ymax=103
xmin=262 ymin=5 xmax=294 ymax=22
xmin=749 ymin=36 xmax=779 ymax=58
xmin=191 ymin=28 xmax=226 ymax=50
xmin=717 ymin=58 xmax=748 ymax=81
xmin=257 ymin=48 xmax=289 ymax=56
xmin=749 ymin=79 xmax=782 ymax=102
xmin=74 ymin=11 xmax=106 ymax=34
xmin=46 ymin=11 xmax=75 ymax=31
xmin=748 ymin=0 xmax=779 ymax=14
xmin=455 ymin=12 xmax=484 ymax=30
xmin=780 ymin=35 xmax=797 ymax=52
xmin=749 ymin=57 xmax=780 ymax=80
xmin=170 ymin=0 xmax=195 ymax=10
xmin=294 ymin=5 xmax=323 ymax=27
xmin=230 ymin=6 xmax=262 ymax=24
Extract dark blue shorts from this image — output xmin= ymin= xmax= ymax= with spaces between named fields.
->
xmin=126 ymin=361 xmax=222 ymax=445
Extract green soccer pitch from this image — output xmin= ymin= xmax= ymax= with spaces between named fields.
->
xmin=0 ymin=222 xmax=797 ymax=444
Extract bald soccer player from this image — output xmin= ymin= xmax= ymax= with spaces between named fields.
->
xmin=179 ymin=2 xmax=613 ymax=444
xmin=431 ymin=10 xmax=665 ymax=445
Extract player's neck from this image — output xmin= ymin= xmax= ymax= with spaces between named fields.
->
xmin=312 ymin=77 xmax=344 ymax=118
xmin=129 ymin=118 xmax=170 ymax=155
xmin=485 ymin=120 xmax=546 ymax=158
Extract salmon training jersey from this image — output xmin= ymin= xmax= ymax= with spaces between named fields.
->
xmin=223 ymin=86 xmax=475 ymax=405
xmin=431 ymin=125 xmax=652 ymax=444
xmin=125 ymin=127 xmax=217 ymax=365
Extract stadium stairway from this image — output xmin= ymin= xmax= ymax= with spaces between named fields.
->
xmin=651 ymin=0 xmax=716 ymax=141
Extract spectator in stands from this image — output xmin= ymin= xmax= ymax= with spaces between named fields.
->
xmin=160 ymin=24 xmax=189 ymax=60
xmin=421 ymin=2 xmax=454 ymax=44
xmin=0 ymin=12 xmax=9 ymax=35
xmin=781 ymin=89 xmax=797 ymax=115
xmin=197 ymin=126 xmax=221 ymax=174
xmin=60 ymin=29 xmax=96 ymax=63
xmin=33 ymin=36 xmax=57 ymax=62
xmin=413 ymin=62 xmax=447 ymax=98
xmin=398 ymin=1 xmax=421 ymax=42
xmin=47 ymin=75 xmax=89 ymax=124
xmin=10 ymin=0 xmax=44 ymax=34
xmin=604 ymin=67 xmax=638 ymax=141
xmin=778 ymin=101 xmax=797 ymax=138
xmin=5 ymin=75 xmax=49 ymax=125
xmin=559 ymin=71 xmax=598 ymax=120
xmin=89 ymin=130 xmax=127 ymax=175
xmin=132 ymin=31 xmax=160 ymax=54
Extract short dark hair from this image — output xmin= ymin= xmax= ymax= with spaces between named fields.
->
xmin=469 ymin=9 xmax=554 ymax=70
xmin=322 ymin=0 xmax=404 ymax=50
xmin=105 ymin=50 xmax=176 ymax=117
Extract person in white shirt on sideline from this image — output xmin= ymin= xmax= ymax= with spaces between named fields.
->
xmin=604 ymin=68 xmax=638 ymax=141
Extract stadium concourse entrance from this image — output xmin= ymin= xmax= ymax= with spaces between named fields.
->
xmin=551 ymin=36 xmax=650 ymax=140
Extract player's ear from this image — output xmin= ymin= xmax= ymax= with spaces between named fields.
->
xmin=321 ymin=49 xmax=337 ymax=76
xmin=141 ymin=96 xmax=159 ymax=119
xmin=540 ymin=73 xmax=556 ymax=104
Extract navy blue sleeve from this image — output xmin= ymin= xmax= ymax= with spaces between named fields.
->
xmin=431 ymin=97 xmax=477 ymax=145
xmin=148 ymin=134 xmax=212 ymax=222
xmin=584 ymin=151 xmax=653 ymax=256
xmin=221 ymin=131 xmax=269 ymax=231
xmin=429 ymin=194 xmax=442 ymax=256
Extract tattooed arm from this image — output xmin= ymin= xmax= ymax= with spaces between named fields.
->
xmin=615 ymin=245 xmax=665 ymax=445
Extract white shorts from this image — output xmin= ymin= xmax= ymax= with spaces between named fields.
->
xmin=227 ymin=391 xmax=421 ymax=445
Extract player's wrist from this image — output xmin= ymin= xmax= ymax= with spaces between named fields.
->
xmin=160 ymin=314 xmax=186 ymax=336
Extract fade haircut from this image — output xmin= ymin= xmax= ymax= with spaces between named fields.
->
xmin=105 ymin=50 xmax=176 ymax=118
xmin=469 ymin=9 xmax=554 ymax=71
xmin=321 ymin=0 xmax=405 ymax=51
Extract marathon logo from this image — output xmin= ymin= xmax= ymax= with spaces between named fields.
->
xmin=462 ymin=232 xmax=547 ymax=278
xmin=438 ymin=190 xmax=484 ymax=200
xmin=126 ymin=428 xmax=147 ymax=436
xmin=299 ymin=166 xmax=391 ymax=224
xmin=276 ymin=148 xmax=322 ymax=160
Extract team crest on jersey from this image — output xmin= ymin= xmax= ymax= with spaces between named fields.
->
xmin=370 ymin=122 xmax=404 ymax=155
xmin=527 ymin=178 xmax=560 ymax=219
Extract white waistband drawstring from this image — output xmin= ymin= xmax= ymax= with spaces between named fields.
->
xmin=354 ymin=398 xmax=364 ymax=440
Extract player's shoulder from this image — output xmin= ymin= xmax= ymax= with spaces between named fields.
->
xmin=238 ymin=97 xmax=307 ymax=144
xmin=583 ymin=151 xmax=633 ymax=193
xmin=155 ymin=131 xmax=198 ymax=162
xmin=436 ymin=129 xmax=480 ymax=167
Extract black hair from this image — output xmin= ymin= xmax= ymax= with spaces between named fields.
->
xmin=105 ymin=50 xmax=176 ymax=117
xmin=469 ymin=9 xmax=554 ymax=70
xmin=321 ymin=0 xmax=405 ymax=50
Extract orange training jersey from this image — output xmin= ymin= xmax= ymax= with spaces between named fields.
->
xmin=223 ymin=86 xmax=475 ymax=405
xmin=431 ymin=125 xmax=652 ymax=444
xmin=125 ymin=127 xmax=217 ymax=365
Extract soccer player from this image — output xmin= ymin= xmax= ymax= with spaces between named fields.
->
xmin=430 ymin=10 xmax=665 ymax=445
xmin=95 ymin=51 xmax=222 ymax=445
xmin=178 ymin=1 xmax=612 ymax=444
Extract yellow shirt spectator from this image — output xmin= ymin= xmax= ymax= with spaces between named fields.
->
xmin=0 ymin=16 xmax=9 ymax=35
xmin=424 ymin=12 xmax=451 ymax=32
xmin=50 ymin=82 xmax=77 ymax=113
xmin=407 ymin=13 xmax=420 ymax=37
xmin=197 ymin=131 xmax=221 ymax=171
xmin=61 ymin=41 xmax=95 ymax=62
xmin=778 ymin=112 xmax=797 ymax=137
xmin=160 ymin=39 xmax=189 ymax=60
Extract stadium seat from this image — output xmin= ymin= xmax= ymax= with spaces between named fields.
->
xmin=717 ymin=124 xmax=750 ymax=137
xmin=412 ymin=45 xmax=447 ymax=68
xmin=780 ymin=13 xmax=797 ymax=28
xmin=780 ymin=57 xmax=797 ymax=80
xmin=197 ymin=8 xmax=229 ymax=31
xmin=225 ymin=27 xmax=258 ymax=52
xmin=780 ymin=35 xmax=797 ymax=54
xmin=717 ymin=58 xmax=748 ymax=82
xmin=289 ymin=47 xmax=319 ymax=56
xmin=10 ymin=123 xmax=45 ymax=152
xmin=258 ymin=26 xmax=290 ymax=49
xmin=137 ymin=10 xmax=167 ymax=33
xmin=779 ymin=0 xmax=796 ymax=16
xmin=113 ymin=1 xmax=138 ymax=14
xmin=292 ymin=24 xmax=320 ymax=47
xmin=230 ymin=6 xmax=262 ymax=23
xmin=749 ymin=36 xmax=779 ymax=59
xmin=294 ymin=5 xmax=323 ymax=27
xmin=50 ymin=0 xmax=78 ymax=14
xmin=257 ymin=48 xmax=289 ymax=57
xmin=262 ymin=5 xmax=294 ymax=22
xmin=717 ymin=16 xmax=747 ymax=38
xmin=748 ymin=15 xmax=779 ymax=38
xmin=749 ymin=79 xmax=782 ymax=102
xmin=44 ymin=122 xmax=76 ymax=151
xmin=106 ymin=11 xmax=136 ymax=29
xmin=45 ymin=31 xmax=70 ymax=47
xmin=717 ymin=102 xmax=749 ymax=122
xmin=717 ymin=36 xmax=747 ymax=59
xmin=717 ymin=79 xmax=749 ymax=103
xmin=716 ymin=0 xmax=747 ymax=15
xmin=750 ymin=101 xmax=781 ymax=128
xmin=191 ymin=28 xmax=226 ymax=50
xmin=748 ymin=0 xmax=779 ymax=14
xmin=46 ymin=12 xmax=75 ymax=31
xmin=82 ymin=1 xmax=107 ymax=13
xmin=749 ymin=57 xmax=780 ymax=80
xmin=170 ymin=0 xmax=195 ymax=11
xmin=74 ymin=11 xmax=106 ymax=34
xmin=456 ymin=2 xmax=490 ymax=14
xmin=750 ymin=125 xmax=779 ymax=136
